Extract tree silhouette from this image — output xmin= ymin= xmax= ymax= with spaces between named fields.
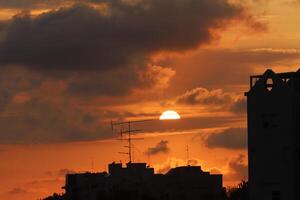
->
xmin=42 ymin=193 xmax=65 ymax=200
xmin=227 ymin=181 xmax=248 ymax=200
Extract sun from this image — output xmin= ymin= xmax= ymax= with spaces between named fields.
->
xmin=159 ymin=110 xmax=181 ymax=120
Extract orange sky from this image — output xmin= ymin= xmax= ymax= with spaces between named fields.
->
xmin=0 ymin=0 xmax=300 ymax=200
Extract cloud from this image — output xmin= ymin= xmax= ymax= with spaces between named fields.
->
xmin=0 ymin=0 xmax=265 ymax=144
xmin=0 ymin=0 xmax=250 ymax=99
xmin=0 ymin=1 xmax=253 ymax=71
xmin=205 ymin=128 xmax=247 ymax=149
xmin=0 ymin=69 xmax=113 ymax=144
xmin=224 ymin=154 xmax=248 ymax=182
xmin=145 ymin=140 xmax=170 ymax=155
xmin=176 ymin=87 xmax=246 ymax=113
xmin=66 ymin=65 xmax=176 ymax=97
xmin=176 ymin=87 xmax=234 ymax=106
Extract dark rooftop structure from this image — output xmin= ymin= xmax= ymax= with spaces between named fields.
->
xmin=64 ymin=162 xmax=223 ymax=200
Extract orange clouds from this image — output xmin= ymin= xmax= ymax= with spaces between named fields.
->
xmin=175 ymin=87 xmax=246 ymax=114
xmin=139 ymin=65 xmax=176 ymax=92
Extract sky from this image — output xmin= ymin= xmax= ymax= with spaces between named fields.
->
xmin=0 ymin=0 xmax=300 ymax=199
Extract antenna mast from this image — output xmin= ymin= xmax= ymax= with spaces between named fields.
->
xmin=111 ymin=119 xmax=152 ymax=163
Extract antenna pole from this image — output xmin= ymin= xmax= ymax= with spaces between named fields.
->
xmin=132 ymin=144 xmax=134 ymax=163
xmin=128 ymin=121 xmax=132 ymax=163
xmin=111 ymin=119 xmax=150 ymax=163
xmin=186 ymin=145 xmax=189 ymax=166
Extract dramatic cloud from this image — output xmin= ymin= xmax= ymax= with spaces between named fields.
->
xmin=145 ymin=140 xmax=170 ymax=155
xmin=205 ymin=128 xmax=247 ymax=149
xmin=0 ymin=65 xmax=175 ymax=144
xmin=0 ymin=0 xmax=248 ymax=71
xmin=0 ymin=0 xmax=265 ymax=144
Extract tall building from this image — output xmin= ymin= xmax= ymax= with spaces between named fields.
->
xmin=245 ymin=69 xmax=300 ymax=200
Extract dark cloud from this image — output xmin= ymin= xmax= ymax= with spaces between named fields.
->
xmin=0 ymin=0 xmax=246 ymax=71
xmin=205 ymin=128 xmax=247 ymax=149
xmin=0 ymin=0 xmax=245 ymax=99
xmin=224 ymin=154 xmax=248 ymax=182
xmin=66 ymin=70 xmax=140 ymax=97
xmin=7 ymin=187 xmax=29 ymax=195
xmin=66 ymin=65 xmax=175 ymax=97
xmin=0 ymin=102 xmax=110 ymax=144
xmin=0 ymin=66 xmax=172 ymax=144
xmin=145 ymin=140 xmax=170 ymax=155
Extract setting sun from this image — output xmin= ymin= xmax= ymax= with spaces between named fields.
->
xmin=159 ymin=110 xmax=181 ymax=120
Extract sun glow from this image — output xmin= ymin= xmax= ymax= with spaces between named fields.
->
xmin=159 ymin=110 xmax=181 ymax=120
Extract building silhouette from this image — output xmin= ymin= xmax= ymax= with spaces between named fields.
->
xmin=245 ymin=69 xmax=300 ymax=200
xmin=64 ymin=162 xmax=224 ymax=200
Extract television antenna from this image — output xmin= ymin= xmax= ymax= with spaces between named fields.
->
xmin=111 ymin=119 xmax=153 ymax=163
